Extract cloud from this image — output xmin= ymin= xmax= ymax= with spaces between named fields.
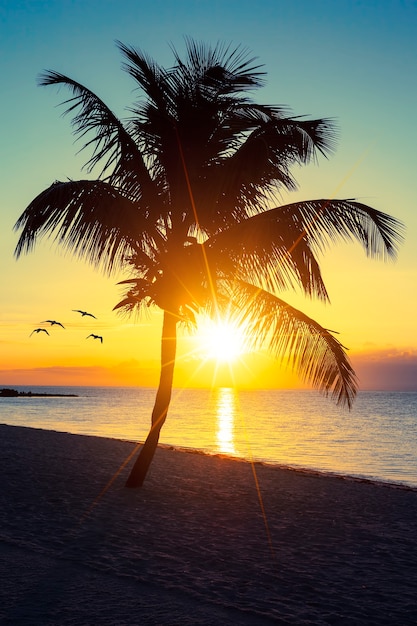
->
xmin=351 ymin=349 xmax=417 ymax=391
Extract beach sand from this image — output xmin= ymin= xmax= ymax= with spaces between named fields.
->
xmin=1 ymin=423 xmax=416 ymax=625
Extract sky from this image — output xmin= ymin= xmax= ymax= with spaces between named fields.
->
xmin=1 ymin=0 xmax=416 ymax=391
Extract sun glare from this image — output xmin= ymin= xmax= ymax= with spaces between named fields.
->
xmin=199 ymin=317 xmax=247 ymax=363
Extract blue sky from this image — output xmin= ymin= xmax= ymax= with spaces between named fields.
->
xmin=1 ymin=0 xmax=416 ymax=389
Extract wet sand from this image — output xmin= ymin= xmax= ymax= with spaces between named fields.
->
xmin=1 ymin=423 xmax=416 ymax=624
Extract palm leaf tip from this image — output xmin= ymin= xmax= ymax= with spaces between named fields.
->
xmin=319 ymin=348 xmax=358 ymax=410
xmin=289 ymin=329 xmax=358 ymax=410
xmin=231 ymin=281 xmax=358 ymax=409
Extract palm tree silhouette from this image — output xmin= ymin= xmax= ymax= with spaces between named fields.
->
xmin=14 ymin=40 xmax=404 ymax=487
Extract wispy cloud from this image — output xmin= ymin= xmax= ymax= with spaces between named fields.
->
xmin=352 ymin=349 xmax=417 ymax=391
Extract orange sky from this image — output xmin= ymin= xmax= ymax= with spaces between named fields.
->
xmin=1 ymin=2 xmax=416 ymax=392
xmin=1 ymin=245 xmax=416 ymax=391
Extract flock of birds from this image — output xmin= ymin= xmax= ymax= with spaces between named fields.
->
xmin=30 ymin=310 xmax=103 ymax=343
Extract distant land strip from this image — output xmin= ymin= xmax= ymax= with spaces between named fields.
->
xmin=0 ymin=388 xmax=78 ymax=398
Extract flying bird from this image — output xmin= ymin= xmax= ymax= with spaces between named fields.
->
xmin=87 ymin=334 xmax=103 ymax=343
xmin=30 ymin=328 xmax=49 ymax=337
xmin=73 ymin=310 xmax=97 ymax=319
xmin=42 ymin=320 xmax=65 ymax=328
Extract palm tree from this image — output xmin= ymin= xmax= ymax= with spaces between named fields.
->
xmin=14 ymin=40 xmax=404 ymax=488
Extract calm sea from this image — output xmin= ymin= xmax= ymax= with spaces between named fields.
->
xmin=1 ymin=386 xmax=416 ymax=488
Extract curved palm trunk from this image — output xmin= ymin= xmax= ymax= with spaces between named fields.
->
xmin=125 ymin=311 xmax=177 ymax=488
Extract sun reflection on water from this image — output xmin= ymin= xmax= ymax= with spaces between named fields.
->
xmin=215 ymin=387 xmax=237 ymax=455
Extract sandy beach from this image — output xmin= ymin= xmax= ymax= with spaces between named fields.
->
xmin=1 ymin=423 xmax=416 ymax=625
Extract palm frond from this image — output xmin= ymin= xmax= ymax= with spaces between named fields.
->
xmin=39 ymin=71 xmax=157 ymax=206
xmin=229 ymin=107 xmax=338 ymax=163
xmin=117 ymin=41 xmax=175 ymax=116
xmin=175 ymin=38 xmax=266 ymax=94
xmin=14 ymin=180 xmax=157 ymax=273
xmin=264 ymin=200 xmax=405 ymax=260
xmin=229 ymin=280 xmax=357 ymax=408
xmin=206 ymin=220 xmax=329 ymax=300
xmin=205 ymin=198 xmax=403 ymax=302
xmin=113 ymin=277 xmax=153 ymax=313
xmin=188 ymin=107 xmax=338 ymax=231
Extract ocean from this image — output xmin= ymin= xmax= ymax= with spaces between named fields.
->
xmin=1 ymin=385 xmax=416 ymax=489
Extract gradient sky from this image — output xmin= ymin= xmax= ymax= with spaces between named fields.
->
xmin=1 ymin=0 xmax=416 ymax=391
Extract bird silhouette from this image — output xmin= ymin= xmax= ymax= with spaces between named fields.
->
xmin=87 ymin=334 xmax=103 ymax=343
xmin=73 ymin=310 xmax=97 ymax=319
xmin=30 ymin=328 xmax=49 ymax=337
xmin=42 ymin=320 xmax=65 ymax=328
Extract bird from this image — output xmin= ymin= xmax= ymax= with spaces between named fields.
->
xmin=30 ymin=328 xmax=49 ymax=337
xmin=42 ymin=320 xmax=65 ymax=328
xmin=87 ymin=334 xmax=103 ymax=343
xmin=73 ymin=310 xmax=97 ymax=319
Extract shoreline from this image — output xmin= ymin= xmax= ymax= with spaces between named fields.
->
xmin=169 ymin=442 xmax=417 ymax=493
xmin=1 ymin=423 xmax=417 ymax=624
xmin=2 ymin=421 xmax=417 ymax=493
xmin=1 ymin=386 xmax=415 ymax=491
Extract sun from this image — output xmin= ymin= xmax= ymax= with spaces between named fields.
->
xmin=198 ymin=316 xmax=247 ymax=363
